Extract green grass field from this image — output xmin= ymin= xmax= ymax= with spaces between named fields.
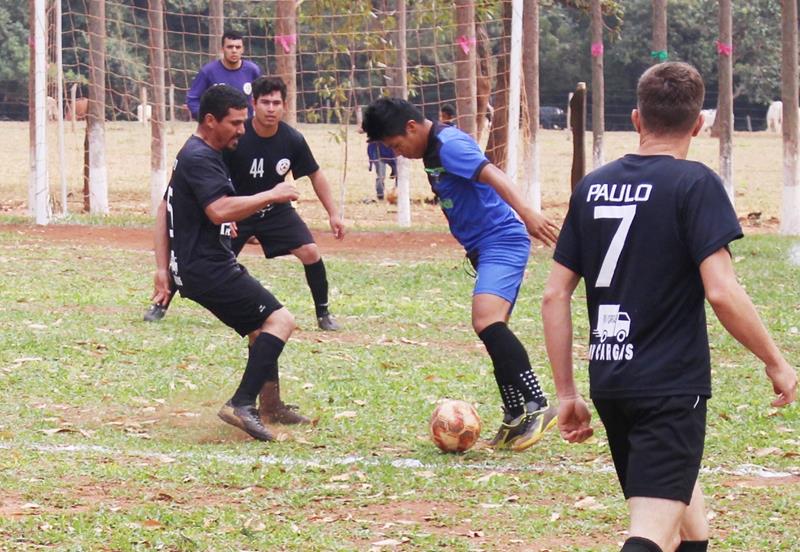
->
xmin=0 ymin=221 xmax=797 ymax=550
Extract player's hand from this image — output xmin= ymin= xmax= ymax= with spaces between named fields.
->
xmin=766 ymin=361 xmax=798 ymax=407
xmin=557 ymin=396 xmax=594 ymax=443
xmin=329 ymin=215 xmax=345 ymax=240
xmin=526 ymin=212 xmax=560 ymax=247
xmin=269 ymin=182 xmax=300 ymax=204
xmin=151 ymin=268 xmax=172 ymax=307
xmin=229 ymin=221 xmax=238 ymax=239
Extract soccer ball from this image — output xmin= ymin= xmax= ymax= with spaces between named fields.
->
xmin=429 ymin=399 xmax=482 ymax=453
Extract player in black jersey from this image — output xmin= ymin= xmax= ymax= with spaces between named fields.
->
xmin=226 ymin=76 xmax=344 ymax=331
xmin=152 ymin=84 xmax=312 ymax=442
xmin=541 ymin=62 xmax=797 ymax=552
xmin=146 ymin=76 xmax=345 ymax=331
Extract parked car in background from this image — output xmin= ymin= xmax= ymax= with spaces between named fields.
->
xmin=540 ymin=106 xmax=566 ymax=129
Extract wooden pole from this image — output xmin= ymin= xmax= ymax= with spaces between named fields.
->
xmin=56 ymin=0 xmax=68 ymax=215
xmin=590 ymin=0 xmax=605 ymax=169
xmin=28 ymin=0 xmax=36 ymax=217
xmin=570 ymin=82 xmax=586 ymax=191
xmin=208 ymin=0 xmax=223 ymax=61
xmin=87 ymin=0 xmax=108 ymax=214
xmin=780 ymin=0 xmax=800 ymax=234
xmin=148 ymin=0 xmax=167 ymax=216
xmin=454 ymin=0 xmax=477 ymax=138
xmin=33 ymin=0 xmax=49 ymax=224
xmin=718 ymin=0 xmax=734 ymax=204
xmin=276 ymin=0 xmax=297 ymax=125
xmin=522 ymin=0 xmax=541 ymax=211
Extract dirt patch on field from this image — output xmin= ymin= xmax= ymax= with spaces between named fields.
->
xmin=0 ymin=222 xmax=463 ymax=261
xmin=722 ymin=474 xmax=800 ymax=488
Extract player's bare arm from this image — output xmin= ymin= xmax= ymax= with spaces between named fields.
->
xmin=477 ymin=163 xmax=559 ymax=247
xmin=308 ymin=169 xmax=345 ymax=240
xmin=542 ymin=262 xmax=594 ymax=443
xmin=700 ymin=247 xmax=798 ymax=406
xmin=151 ymin=199 xmax=172 ymax=306
xmin=205 ymin=182 xmax=299 ymax=224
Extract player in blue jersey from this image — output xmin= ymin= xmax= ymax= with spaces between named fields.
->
xmin=151 ymin=85 xmax=312 ymax=441
xmin=542 ymin=62 xmax=797 ymax=552
xmin=362 ymin=97 xmax=561 ymax=451
xmin=185 ymin=30 xmax=261 ymax=121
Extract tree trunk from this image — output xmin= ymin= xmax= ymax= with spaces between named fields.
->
xmin=717 ymin=0 xmax=734 ymax=203
xmin=591 ymin=0 xmax=605 ymax=169
xmin=485 ymin=0 xmax=512 ymax=169
xmin=87 ymin=0 xmax=108 ymax=214
xmin=208 ymin=0 xmax=223 ymax=61
xmin=454 ymin=0 xmax=477 ymax=138
xmin=522 ymin=0 xmax=540 ymax=210
xmin=651 ymin=0 xmax=668 ymax=62
xmin=475 ymin=23 xmax=491 ymax=142
xmin=276 ymin=0 xmax=297 ymax=125
xmin=395 ymin=0 xmax=411 ymax=227
xmin=148 ymin=0 xmax=167 ymax=215
xmin=780 ymin=0 xmax=800 ymax=234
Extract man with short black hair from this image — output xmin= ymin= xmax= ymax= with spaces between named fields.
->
xmin=542 ymin=62 xmax=797 ymax=552
xmin=439 ymin=103 xmax=457 ymax=126
xmin=152 ymin=84 xmax=311 ymax=441
xmin=362 ymin=97 xmax=561 ymax=452
xmin=225 ymin=75 xmax=345 ymax=332
xmin=185 ymin=30 xmax=261 ymax=121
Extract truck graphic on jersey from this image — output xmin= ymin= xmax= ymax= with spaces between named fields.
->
xmin=593 ymin=304 xmax=631 ymax=343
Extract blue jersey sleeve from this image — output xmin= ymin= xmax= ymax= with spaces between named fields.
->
xmin=186 ymin=67 xmax=211 ymax=119
xmin=438 ymin=131 xmax=490 ymax=181
xmin=681 ymin=172 xmax=743 ymax=265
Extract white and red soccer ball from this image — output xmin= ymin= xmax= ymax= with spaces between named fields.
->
xmin=429 ymin=399 xmax=482 ymax=453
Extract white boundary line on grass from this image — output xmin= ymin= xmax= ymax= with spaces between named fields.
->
xmin=0 ymin=442 xmax=796 ymax=480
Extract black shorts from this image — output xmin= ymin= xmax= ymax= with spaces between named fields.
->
xmin=593 ymin=395 xmax=707 ymax=505
xmin=187 ymin=268 xmax=283 ymax=337
xmin=232 ymin=206 xmax=315 ymax=258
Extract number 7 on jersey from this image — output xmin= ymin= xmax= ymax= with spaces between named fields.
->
xmin=593 ymin=205 xmax=636 ymax=288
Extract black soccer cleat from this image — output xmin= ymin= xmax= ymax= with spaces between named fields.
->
xmin=217 ymin=400 xmax=275 ymax=441
xmin=490 ymin=402 xmax=558 ymax=451
xmin=143 ymin=303 xmax=168 ymax=322
xmin=317 ymin=313 xmax=341 ymax=331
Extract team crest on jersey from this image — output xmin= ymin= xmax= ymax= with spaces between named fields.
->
xmin=243 ymin=82 xmax=252 ymax=95
xmin=276 ymin=158 xmax=291 ymax=176
xmin=589 ymin=304 xmax=634 ymax=361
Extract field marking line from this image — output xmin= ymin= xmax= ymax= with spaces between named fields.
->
xmin=0 ymin=442 xmax=794 ymax=479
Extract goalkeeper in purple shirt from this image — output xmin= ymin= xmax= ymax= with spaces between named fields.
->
xmin=185 ymin=30 xmax=262 ymax=120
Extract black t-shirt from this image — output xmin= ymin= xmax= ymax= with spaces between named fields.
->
xmin=555 ymin=155 xmax=743 ymax=399
xmin=165 ymin=135 xmax=241 ymax=297
xmin=224 ymin=120 xmax=319 ymax=215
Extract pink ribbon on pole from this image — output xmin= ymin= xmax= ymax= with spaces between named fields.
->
xmin=457 ymin=35 xmax=476 ymax=55
xmin=591 ymin=42 xmax=604 ymax=57
xmin=715 ymin=40 xmax=733 ymax=56
xmin=275 ymin=33 xmax=297 ymax=54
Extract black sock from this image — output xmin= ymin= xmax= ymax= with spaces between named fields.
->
xmin=620 ymin=537 xmax=663 ymax=552
xmin=676 ymin=541 xmax=708 ymax=552
xmin=231 ymin=332 xmax=284 ymax=407
xmin=478 ymin=322 xmax=546 ymax=417
xmin=304 ymin=259 xmax=330 ymax=317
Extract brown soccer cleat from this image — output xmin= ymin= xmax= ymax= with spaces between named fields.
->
xmin=259 ymin=380 xmax=311 ymax=425
xmin=218 ymin=400 xmax=275 ymax=441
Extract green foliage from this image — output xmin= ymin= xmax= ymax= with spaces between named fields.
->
xmin=0 ymin=2 xmax=30 ymax=83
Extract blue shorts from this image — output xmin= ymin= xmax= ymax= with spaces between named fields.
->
xmin=470 ymin=238 xmax=530 ymax=306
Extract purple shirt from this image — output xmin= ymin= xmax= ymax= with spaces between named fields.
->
xmin=186 ymin=59 xmax=262 ymax=119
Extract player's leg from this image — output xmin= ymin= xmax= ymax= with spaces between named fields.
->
xmin=675 ymin=479 xmax=709 ymax=550
xmin=292 ymin=242 xmax=340 ymax=331
xmin=472 ymin=243 xmax=556 ymax=450
xmin=375 ymin=159 xmax=386 ymax=200
xmin=191 ymin=270 xmax=288 ymax=441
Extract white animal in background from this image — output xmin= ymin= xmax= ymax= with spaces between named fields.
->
xmin=767 ymin=101 xmax=782 ymax=133
xmin=136 ymin=103 xmax=152 ymax=122
xmin=46 ymin=96 xmax=58 ymax=121
xmin=699 ymin=109 xmax=716 ymax=133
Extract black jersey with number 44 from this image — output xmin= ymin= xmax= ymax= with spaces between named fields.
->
xmin=223 ymin=120 xmax=319 ymax=214
xmin=165 ymin=135 xmax=240 ymax=297
xmin=554 ymin=154 xmax=742 ymax=400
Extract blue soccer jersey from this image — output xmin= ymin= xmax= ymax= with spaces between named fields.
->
xmin=555 ymin=155 xmax=742 ymax=399
xmin=422 ymin=124 xmax=528 ymax=253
